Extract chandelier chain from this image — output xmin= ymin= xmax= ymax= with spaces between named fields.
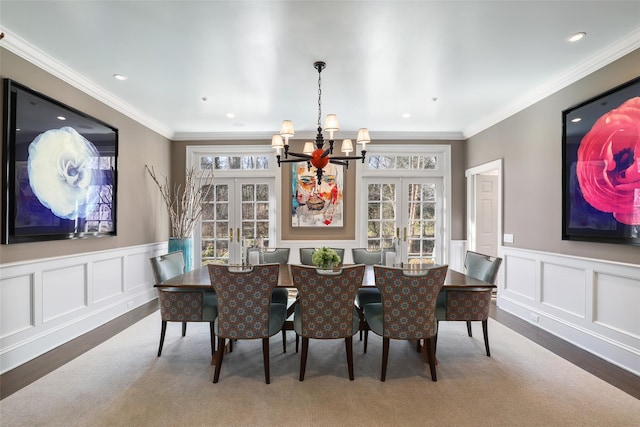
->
xmin=317 ymin=69 xmax=322 ymax=128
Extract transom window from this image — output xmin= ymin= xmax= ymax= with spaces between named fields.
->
xmin=200 ymin=155 xmax=269 ymax=170
xmin=368 ymin=154 xmax=437 ymax=170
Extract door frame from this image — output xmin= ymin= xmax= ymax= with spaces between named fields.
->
xmin=465 ymin=158 xmax=503 ymax=254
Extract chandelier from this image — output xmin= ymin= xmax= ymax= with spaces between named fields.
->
xmin=271 ymin=61 xmax=371 ymax=183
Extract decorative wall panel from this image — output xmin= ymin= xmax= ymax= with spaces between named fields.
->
xmin=92 ymin=257 xmax=124 ymax=303
xmin=541 ymin=263 xmax=586 ymax=318
xmin=42 ymin=264 xmax=87 ymax=322
xmin=594 ymin=272 xmax=640 ymax=337
xmin=0 ymin=274 xmax=33 ymax=338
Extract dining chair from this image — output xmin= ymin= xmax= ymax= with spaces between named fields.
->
xmin=290 ymin=264 xmax=365 ymax=381
xmin=150 ymin=251 xmax=217 ymax=357
xmin=351 ymin=248 xmax=384 ymax=343
xmin=299 ymin=247 xmax=345 ymax=266
xmin=207 ymin=263 xmax=287 ymax=384
xmin=435 ymin=251 xmax=502 ymax=356
xmin=364 ymin=265 xmax=448 ymax=381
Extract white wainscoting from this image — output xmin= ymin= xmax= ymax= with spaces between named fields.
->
xmin=0 ymin=242 xmax=166 ymax=374
xmin=497 ymin=247 xmax=640 ymax=376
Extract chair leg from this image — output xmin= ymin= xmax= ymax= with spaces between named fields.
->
xmin=466 ymin=321 xmax=472 ymax=337
xmin=482 ymin=319 xmax=490 ymax=357
xmin=345 ymin=336 xmax=354 ymax=380
xmin=364 ymin=330 xmax=369 ymax=353
xmin=296 ymin=334 xmax=299 ymax=353
xmin=158 ymin=321 xmax=167 ymax=357
xmin=381 ymin=337 xmax=390 ymax=382
xmin=213 ymin=337 xmax=226 ymax=383
xmin=262 ymin=337 xmax=271 ymax=384
xmin=282 ymin=326 xmax=287 ymax=353
xmin=229 ymin=339 xmax=233 ymax=353
xmin=209 ymin=322 xmax=215 ymax=355
xmin=426 ymin=337 xmax=438 ymax=381
xmin=299 ymin=337 xmax=309 ymax=381
xmin=182 ymin=321 xmax=187 ymax=337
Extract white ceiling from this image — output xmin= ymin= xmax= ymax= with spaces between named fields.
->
xmin=1 ymin=1 xmax=639 ymax=141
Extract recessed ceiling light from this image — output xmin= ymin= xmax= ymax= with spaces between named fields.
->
xmin=568 ymin=32 xmax=586 ymax=42
xmin=402 ymin=113 xmax=411 ymax=118
xmin=226 ymin=113 xmax=235 ymax=119
xmin=57 ymin=116 xmax=66 ymax=121
xmin=113 ymin=74 xmax=128 ymax=81
xmin=201 ymin=96 xmax=208 ymax=101
xmin=571 ymin=117 xmax=582 ymax=123
xmin=432 ymin=97 xmax=438 ymax=102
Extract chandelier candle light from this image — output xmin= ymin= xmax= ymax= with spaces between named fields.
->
xmin=271 ymin=61 xmax=371 ymax=183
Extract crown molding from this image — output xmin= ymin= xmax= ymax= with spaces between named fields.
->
xmin=0 ymin=27 xmax=174 ymax=140
xmin=172 ymin=130 xmax=464 ymax=142
xmin=464 ymin=28 xmax=640 ymax=138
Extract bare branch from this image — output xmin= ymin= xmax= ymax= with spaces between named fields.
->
xmin=146 ymin=164 xmax=214 ymax=238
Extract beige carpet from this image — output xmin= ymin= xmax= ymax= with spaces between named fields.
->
xmin=1 ymin=312 xmax=639 ymax=427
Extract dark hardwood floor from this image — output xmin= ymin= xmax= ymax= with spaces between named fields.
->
xmin=1 ymin=300 xmax=638 ymax=400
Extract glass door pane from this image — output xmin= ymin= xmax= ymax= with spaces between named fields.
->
xmin=365 ymin=180 xmax=399 ymax=251
xmin=405 ymin=181 xmax=437 ymax=266
xmin=201 ymin=180 xmax=232 ymax=265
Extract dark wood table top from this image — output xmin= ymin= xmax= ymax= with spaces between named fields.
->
xmin=156 ymin=264 xmax=495 ymax=290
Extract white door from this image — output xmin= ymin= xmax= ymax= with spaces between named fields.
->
xmin=475 ymin=174 xmax=499 ymax=257
xmin=198 ymin=177 xmax=276 ymax=265
xmin=362 ymin=177 xmax=444 ymax=265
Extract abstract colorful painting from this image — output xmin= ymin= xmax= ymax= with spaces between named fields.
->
xmin=291 ymin=162 xmax=344 ymax=227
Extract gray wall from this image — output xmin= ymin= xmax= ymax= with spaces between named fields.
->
xmin=0 ymin=48 xmax=172 ymax=264
xmin=171 ymin=138 xmax=467 ymax=241
xmin=466 ymin=48 xmax=640 ymax=264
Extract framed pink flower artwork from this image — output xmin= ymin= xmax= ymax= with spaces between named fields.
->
xmin=562 ymin=76 xmax=640 ymax=246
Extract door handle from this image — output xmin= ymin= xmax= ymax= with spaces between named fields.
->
xmin=396 ymin=227 xmax=400 ymax=239
xmin=403 ymin=227 xmax=407 ymax=242
xmin=229 ymin=228 xmax=233 ymax=242
xmin=237 ymin=228 xmax=240 ymax=244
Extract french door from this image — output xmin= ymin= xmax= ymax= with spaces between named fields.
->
xmin=197 ymin=177 xmax=276 ymax=265
xmin=362 ymin=177 xmax=444 ymax=265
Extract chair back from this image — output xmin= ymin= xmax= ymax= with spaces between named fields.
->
xmin=157 ymin=288 xmax=215 ymax=322
xmin=464 ymin=251 xmax=502 ymax=284
xmin=207 ymin=264 xmax=280 ymax=339
xmin=351 ymin=248 xmax=383 ymax=265
xmin=262 ymin=248 xmax=290 ymax=265
xmin=300 ymin=247 xmax=345 ymax=265
xmin=373 ymin=265 xmax=448 ymax=339
xmin=291 ymin=264 xmax=365 ymax=339
xmin=150 ymin=251 xmax=185 ymax=283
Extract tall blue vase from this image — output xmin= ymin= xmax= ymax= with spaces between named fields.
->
xmin=168 ymin=237 xmax=194 ymax=272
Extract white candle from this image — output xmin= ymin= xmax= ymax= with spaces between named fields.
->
xmin=248 ymin=251 xmax=260 ymax=265
xmin=385 ymin=251 xmax=396 ymax=267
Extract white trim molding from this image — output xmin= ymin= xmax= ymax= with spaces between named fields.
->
xmin=497 ymin=246 xmax=640 ymax=376
xmin=0 ymin=243 xmax=165 ymax=374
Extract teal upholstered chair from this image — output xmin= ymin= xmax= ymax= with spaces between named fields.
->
xmin=290 ymin=264 xmax=365 ymax=381
xmin=436 ymin=251 xmax=502 ymax=356
xmin=262 ymin=248 xmax=290 ymax=265
xmin=207 ymin=264 xmax=287 ymax=384
xmin=364 ymin=265 xmax=448 ymax=381
xmin=150 ymin=251 xmax=217 ymax=357
xmin=299 ymin=247 xmax=345 ymax=266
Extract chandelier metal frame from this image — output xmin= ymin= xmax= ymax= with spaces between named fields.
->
xmin=272 ymin=61 xmax=370 ymax=184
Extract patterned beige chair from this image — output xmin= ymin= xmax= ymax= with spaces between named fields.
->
xmin=436 ymin=251 xmax=502 ymax=356
xmin=364 ymin=265 xmax=448 ymax=381
xmin=150 ymin=251 xmax=217 ymax=357
xmin=290 ymin=264 xmax=365 ymax=381
xmin=207 ymin=263 xmax=287 ymax=384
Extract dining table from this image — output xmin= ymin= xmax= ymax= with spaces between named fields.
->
xmin=156 ymin=263 xmax=496 ymax=364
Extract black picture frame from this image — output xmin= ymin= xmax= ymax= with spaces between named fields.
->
xmin=2 ymin=79 xmax=118 ymax=244
xmin=561 ymin=76 xmax=640 ymax=246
